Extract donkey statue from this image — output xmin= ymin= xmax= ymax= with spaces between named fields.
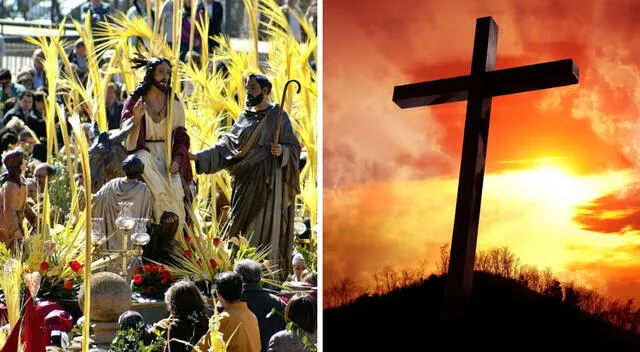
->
xmin=87 ymin=119 xmax=182 ymax=264
xmin=87 ymin=120 xmax=134 ymax=192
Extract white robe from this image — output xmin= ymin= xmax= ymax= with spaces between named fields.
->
xmin=92 ymin=178 xmax=153 ymax=250
xmin=125 ymin=99 xmax=186 ymax=230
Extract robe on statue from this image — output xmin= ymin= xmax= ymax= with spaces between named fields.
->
xmin=195 ymin=104 xmax=301 ymax=276
xmin=121 ymin=96 xmax=193 ymax=230
xmin=92 ymin=178 xmax=153 ymax=250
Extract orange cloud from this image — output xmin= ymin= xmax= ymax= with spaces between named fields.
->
xmin=574 ymin=182 xmax=640 ymax=234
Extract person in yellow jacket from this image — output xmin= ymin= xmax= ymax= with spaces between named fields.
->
xmin=196 ymin=271 xmax=261 ymax=352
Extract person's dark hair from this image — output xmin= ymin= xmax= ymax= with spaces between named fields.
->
xmin=164 ymin=280 xmax=208 ymax=320
xmin=284 ymin=293 xmax=316 ymax=334
xmin=18 ymin=90 xmax=34 ymax=100
xmin=35 ymin=163 xmax=56 ymax=177
xmin=0 ymin=68 xmax=11 ymax=82
xmin=32 ymin=144 xmax=46 ymax=163
xmin=0 ymin=132 xmax=18 ymax=152
xmin=122 ymin=154 xmax=144 ymax=179
xmin=164 ymin=280 xmax=208 ymax=351
xmin=4 ymin=97 xmax=17 ymax=112
xmin=247 ymin=73 xmax=272 ymax=94
xmin=214 ymin=271 xmax=243 ymax=302
xmin=233 ymin=259 xmax=262 ymax=284
xmin=118 ymin=310 xmax=145 ymax=331
xmin=33 ymin=91 xmax=46 ymax=103
xmin=74 ymin=38 xmax=85 ymax=49
xmin=129 ymin=56 xmax=174 ymax=102
xmin=18 ymin=130 xmax=33 ymax=142
xmin=0 ymin=150 xmax=25 ymax=187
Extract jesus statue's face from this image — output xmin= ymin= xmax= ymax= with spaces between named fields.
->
xmin=152 ymin=62 xmax=171 ymax=92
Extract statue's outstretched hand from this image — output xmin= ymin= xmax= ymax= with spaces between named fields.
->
xmin=132 ymin=98 xmax=145 ymax=124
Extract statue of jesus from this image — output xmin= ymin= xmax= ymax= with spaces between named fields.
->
xmin=120 ymin=57 xmax=193 ymax=231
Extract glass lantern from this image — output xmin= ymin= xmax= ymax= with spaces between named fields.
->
xmin=115 ymin=202 xmax=136 ymax=231
xmin=130 ymin=218 xmax=151 ymax=247
xmin=91 ymin=218 xmax=106 ymax=247
xmin=294 ymin=203 xmax=307 ymax=236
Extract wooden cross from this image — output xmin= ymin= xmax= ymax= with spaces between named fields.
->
xmin=392 ymin=16 xmax=579 ymax=320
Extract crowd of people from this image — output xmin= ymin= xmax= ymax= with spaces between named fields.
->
xmin=121 ymin=260 xmax=317 ymax=352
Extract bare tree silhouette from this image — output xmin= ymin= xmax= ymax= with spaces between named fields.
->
xmin=437 ymin=243 xmax=450 ymax=275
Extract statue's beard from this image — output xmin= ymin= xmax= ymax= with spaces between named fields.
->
xmin=152 ymin=79 xmax=170 ymax=93
xmin=246 ymin=93 xmax=264 ymax=107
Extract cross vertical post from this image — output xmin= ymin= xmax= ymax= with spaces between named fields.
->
xmin=443 ymin=16 xmax=497 ymax=320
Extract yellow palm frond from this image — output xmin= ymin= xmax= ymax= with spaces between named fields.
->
xmin=68 ymin=114 xmax=93 ymax=351
xmin=242 ymin=0 xmax=260 ymax=69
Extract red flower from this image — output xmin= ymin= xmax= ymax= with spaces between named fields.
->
xmin=40 ymin=261 xmax=49 ymax=271
xmin=161 ymin=277 xmax=170 ymax=285
xmin=133 ymin=275 xmax=144 ymax=285
xmin=185 ymin=250 xmax=193 ymax=258
xmin=213 ymin=238 xmax=220 ymax=247
xmin=143 ymin=264 xmax=159 ymax=274
xmin=185 ymin=236 xmax=192 ymax=244
xmin=64 ymin=280 xmax=73 ymax=291
xmin=161 ymin=270 xmax=172 ymax=280
xmin=159 ymin=265 xmax=166 ymax=273
xmin=69 ymin=261 xmax=83 ymax=273
xmin=210 ymin=259 xmax=218 ymax=269
xmin=133 ymin=267 xmax=140 ymax=275
xmin=145 ymin=286 xmax=157 ymax=297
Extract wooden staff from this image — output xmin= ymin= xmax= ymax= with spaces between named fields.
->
xmin=274 ymin=79 xmax=301 ymax=145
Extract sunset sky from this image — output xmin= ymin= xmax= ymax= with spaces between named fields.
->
xmin=324 ymin=0 xmax=640 ymax=305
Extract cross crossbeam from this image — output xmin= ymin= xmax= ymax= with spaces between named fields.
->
xmin=393 ymin=59 xmax=579 ymax=108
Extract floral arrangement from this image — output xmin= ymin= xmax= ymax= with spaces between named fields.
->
xmin=131 ymin=263 xmax=176 ymax=300
xmin=167 ymin=223 xmax=234 ymax=284
xmin=23 ymin=219 xmax=88 ymax=299
xmin=165 ymin=208 xmax=272 ymax=286
xmin=35 ymin=258 xmax=84 ymax=299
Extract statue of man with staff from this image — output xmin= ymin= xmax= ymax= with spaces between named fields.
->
xmin=189 ymin=74 xmax=301 ymax=277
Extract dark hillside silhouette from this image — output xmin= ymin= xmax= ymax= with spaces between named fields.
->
xmin=324 ymin=272 xmax=640 ymax=350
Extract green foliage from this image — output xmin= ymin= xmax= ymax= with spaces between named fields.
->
xmin=48 ymin=155 xmax=74 ymax=223
xmin=109 ymin=323 xmax=166 ymax=352
xmin=295 ymin=238 xmax=317 ymax=275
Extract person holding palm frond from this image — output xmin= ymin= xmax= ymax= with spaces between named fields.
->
xmin=121 ymin=56 xmax=193 ymax=234
xmin=189 ymin=74 xmax=301 ymax=280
